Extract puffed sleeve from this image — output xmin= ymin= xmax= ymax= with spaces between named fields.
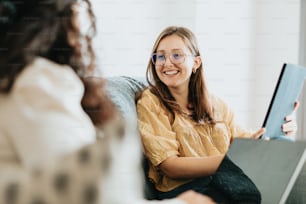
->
xmin=137 ymin=90 xmax=179 ymax=167
xmin=2 ymin=58 xmax=96 ymax=169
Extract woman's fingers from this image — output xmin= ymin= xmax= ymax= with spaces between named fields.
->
xmin=252 ymin=128 xmax=266 ymax=139
xmin=178 ymin=190 xmax=216 ymax=204
xmin=283 ymin=101 xmax=298 ymax=136
xmin=282 ymin=121 xmax=298 ymax=136
xmin=293 ymin=101 xmax=300 ymax=112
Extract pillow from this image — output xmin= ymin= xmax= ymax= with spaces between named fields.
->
xmin=104 ymin=76 xmax=146 ymax=123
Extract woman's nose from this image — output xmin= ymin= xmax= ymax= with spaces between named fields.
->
xmin=163 ymin=56 xmax=174 ymax=66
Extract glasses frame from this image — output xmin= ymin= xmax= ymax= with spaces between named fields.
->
xmin=151 ymin=51 xmax=195 ymax=66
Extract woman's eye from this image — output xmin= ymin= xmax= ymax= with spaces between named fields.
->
xmin=172 ymin=53 xmax=181 ymax=60
xmin=157 ymin=55 xmax=165 ymax=60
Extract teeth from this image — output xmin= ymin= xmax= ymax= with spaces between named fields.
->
xmin=164 ymin=70 xmax=178 ymax=75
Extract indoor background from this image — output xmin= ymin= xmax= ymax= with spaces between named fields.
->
xmin=90 ymin=0 xmax=306 ymax=140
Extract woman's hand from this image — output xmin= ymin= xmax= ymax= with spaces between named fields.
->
xmin=177 ymin=190 xmax=216 ymax=204
xmin=282 ymin=101 xmax=299 ymax=136
xmin=252 ymin=101 xmax=300 ymax=139
xmin=251 ymin=128 xmax=266 ymax=139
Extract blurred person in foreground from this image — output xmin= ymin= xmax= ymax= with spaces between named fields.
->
xmin=0 ymin=1 xmax=214 ymax=204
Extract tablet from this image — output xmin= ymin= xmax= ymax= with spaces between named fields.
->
xmin=261 ymin=63 xmax=306 ymax=140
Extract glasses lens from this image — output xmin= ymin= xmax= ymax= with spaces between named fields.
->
xmin=152 ymin=54 xmax=157 ymax=64
xmin=152 ymin=53 xmax=166 ymax=66
xmin=152 ymin=51 xmax=188 ymax=66
xmin=170 ymin=52 xmax=185 ymax=64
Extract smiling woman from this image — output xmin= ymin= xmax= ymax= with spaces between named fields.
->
xmin=91 ymin=0 xmax=301 ymax=133
xmin=150 ymin=34 xmax=202 ymax=115
xmin=136 ymin=26 xmax=300 ymax=203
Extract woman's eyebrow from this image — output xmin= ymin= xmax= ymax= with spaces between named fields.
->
xmin=156 ymin=49 xmax=184 ymax=53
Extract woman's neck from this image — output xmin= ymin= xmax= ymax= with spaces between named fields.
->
xmin=169 ymin=87 xmax=190 ymax=114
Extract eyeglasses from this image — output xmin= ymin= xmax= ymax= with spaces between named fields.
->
xmin=151 ymin=51 xmax=195 ymax=66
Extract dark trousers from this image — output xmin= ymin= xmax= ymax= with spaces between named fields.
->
xmin=156 ymin=177 xmax=233 ymax=204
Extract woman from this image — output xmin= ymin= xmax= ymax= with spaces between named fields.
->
xmin=0 ymin=1 xmax=213 ymax=204
xmin=136 ymin=26 xmax=299 ymax=202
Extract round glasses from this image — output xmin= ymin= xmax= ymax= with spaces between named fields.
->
xmin=151 ymin=51 xmax=195 ymax=66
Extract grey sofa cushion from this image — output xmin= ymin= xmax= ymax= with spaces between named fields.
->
xmin=104 ymin=76 xmax=146 ymax=122
xmin=104 ymin=76 xmax=158 ymax=199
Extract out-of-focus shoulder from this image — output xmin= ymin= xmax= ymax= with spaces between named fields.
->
xmin=16 ymin=57 xmax=80 ymax=83
xmin=12 ymin=57 xmax=83 ymax=97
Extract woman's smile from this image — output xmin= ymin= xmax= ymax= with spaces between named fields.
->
xmin=163 ymin=70 xmax=180 ymax=75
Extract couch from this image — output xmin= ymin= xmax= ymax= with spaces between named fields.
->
xmin=104 ymin=76 xmax=306 ymax=204
xmin=104 ymin=76 xmax=158 ymax=199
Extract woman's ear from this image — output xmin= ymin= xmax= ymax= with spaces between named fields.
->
xmin=193 ymin=56 xmax=202 ymax=70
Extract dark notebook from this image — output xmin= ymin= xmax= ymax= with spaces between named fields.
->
xmin=261 ymin=63 xmax=306 ymax=139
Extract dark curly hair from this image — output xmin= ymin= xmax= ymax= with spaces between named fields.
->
xmin=0 ymin=0 xmax=115 ymax=125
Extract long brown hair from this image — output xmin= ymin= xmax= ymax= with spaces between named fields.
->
xmin=146 ymin=26 xmax=215 ymax=124
xmin=0 ymin=0 xmax=115 ymax=125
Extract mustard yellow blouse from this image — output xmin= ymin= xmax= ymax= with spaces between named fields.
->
xmin=137 ymin=89 xmax=253 ymax=192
